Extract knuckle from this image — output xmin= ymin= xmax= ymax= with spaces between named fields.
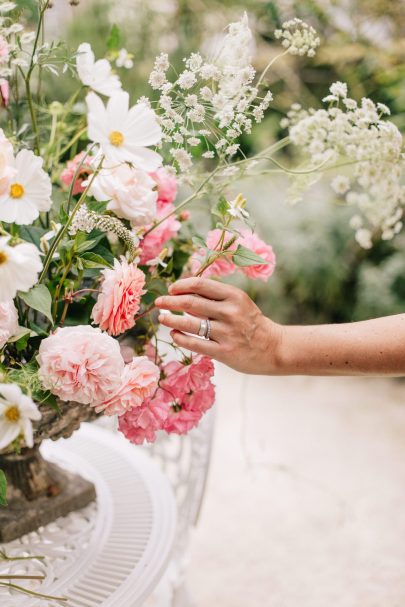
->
xmin=184 ymin=295 xmax=196 ymax=311
xmin=189 ymin=277 xmax=203 ymax=291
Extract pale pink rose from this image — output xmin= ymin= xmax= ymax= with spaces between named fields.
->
xmin=139 ymin=203 xmax=181 ymax=265
xmin=92 ymin=257 xmax=146 ymax=336
xmin=191 ymin=228 xmax=237 ymax=278
xmin=0 ymin=129 xmax=16 ymax=196
xmin=0 ymin=79 xmax=9 ymax=107
xmin=95 ymin=356 xmax=160 ymax=415
xmin=239 ymin=230 xmax=276 ymax=282
xmin=0 ymin=300 xmax=18 ymax=348
xmin=150 ymin=167 xmax=177 ymax=206
xmin=91 ymin=164 xmax=158 ymax=226
xmin=118 ymin=389 xmax=169 ymax=445
xmin=37 ymin=326 xmax=124 ymax=405
xmin=120 ymin=344 xmax=135 ymax=363
xmin=60 ymin=151 xmax=93 ymax=196
xmin=0 ymin=36 xmax=9 ymax=64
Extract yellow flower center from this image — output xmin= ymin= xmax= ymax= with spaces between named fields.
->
xmin=0 ymin=251 xmax=7 ymax=265
xmin=109 ymin=131 xmax=125 ymax=147
xmin=10 ymin=183 xmax=25 ymax=199
xmin=4 ymin=405 xmax=20 ymax=423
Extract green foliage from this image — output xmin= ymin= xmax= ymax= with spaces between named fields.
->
xmin=0 ymin=470 xmax=7 ymax=507
xmin=233 ymin=245 xmax=268 ymax=267
xmin=18 ymin=285 xmax=53 ymax=324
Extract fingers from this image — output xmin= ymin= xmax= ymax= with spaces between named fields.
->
xmin=168 ymin=277 xmax=235 ymax=300
xmin=155 ymin=294 xmax=221 ymax=319
xmin=159 ymin=313 xmax=220 ymax=342
xmin=170 ymin=330 xmax=219 ymax=356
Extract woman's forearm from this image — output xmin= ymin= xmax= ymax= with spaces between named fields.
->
xmin=276 ymin=315 xmax=405 ymax=376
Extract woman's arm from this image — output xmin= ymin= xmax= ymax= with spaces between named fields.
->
xmin=155 ymin=278 xmax=405 ymax=377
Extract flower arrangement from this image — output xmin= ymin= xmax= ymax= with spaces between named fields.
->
xmin=0 ymin=0 xmax=403 ymax=509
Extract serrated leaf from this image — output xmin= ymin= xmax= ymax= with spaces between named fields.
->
xmin=232 ymin=244 xmax=269 ymax=267
xmin=0 ymin=470 xmax=7 ymax=507
xmin=18 ymin=285 xmax=53 ymax=323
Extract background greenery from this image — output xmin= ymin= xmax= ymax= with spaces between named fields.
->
xmin=46 ymin=0 xmax=405 ymax=324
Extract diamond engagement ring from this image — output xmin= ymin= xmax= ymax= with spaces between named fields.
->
xmin=198 ymin=318 xmax=211 ymax=339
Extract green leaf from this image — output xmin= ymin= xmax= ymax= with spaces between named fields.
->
xmin=232 ymin=244 xmax=269 ymax=267
xmin=75 ymin=238 xmax=97 ymax=254
xmin=212 ymin=196 xmax=229 ymax=218
xmin=18 ymin=226 xmax=47 ymax=248
xmin=107 ymin=24 xmax=121 ymax=51
xmin=0 ymin=470 xmax=7 ymax=507
xmin=192 ymin=235 xmax=206 ymax=248
xmin=79 ymin=252 xmax=113 ymax=269
xmin=7 ymin=326 xmax=37 ymax=343
xmin=18 ymin=285 xmax=53 ymax=324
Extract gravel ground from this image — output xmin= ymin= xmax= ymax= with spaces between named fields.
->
xmin=188 ymin=365 xmax=405 ymax=607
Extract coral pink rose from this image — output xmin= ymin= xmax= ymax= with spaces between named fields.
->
xmin=150 ymin=167 xmax=177 ymax=206
xmin=239 ymin=230 xmax=276 ymax=282
xmin=60 ymin=151 xmax=93 ymax=196
xmin=92 ymin=257 xmax=146 ymax=336
xmin=37 ymin=326 xmax=124 ymax=405
xmin=191 ymin=228 xmax=237 ymax=278
xmin=139 ymin=203 xmax=181 ymax=265
xmin=0 ymin=300 xmax=18 ymax=349
xmin=163 ymin=382 xmax=216 ymax=435
xmin=118 ymin=389 xmax=169 ymax=445
xmin=95 ymin=356 xmax=160 ymax=416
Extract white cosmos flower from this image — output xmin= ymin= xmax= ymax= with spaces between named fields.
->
xmin=90 ymin=164 xmax=158 ymax=226
xmin=0 ymin=383 xmax=41 ymax=450
xmin=0 ymin=129 xmax=16 ymax=196
xmin=0 ymin=149 xmax=52 ymax=225
xmin=0 ymin=300 xmax=18 ymax=349
xmin=76 ymin=42 xmax=122 ymax=97
xmin=0 ymin=237 xmax=43 ymax=301
xmin=86 ymin=91 xmax=162 ymax=170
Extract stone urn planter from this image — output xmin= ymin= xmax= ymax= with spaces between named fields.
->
xmin=0 ymin=401 xmax=99 ymax=542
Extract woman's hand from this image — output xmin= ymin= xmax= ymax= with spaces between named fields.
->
xmin=155 ymin=277 xmax=283 ymax=375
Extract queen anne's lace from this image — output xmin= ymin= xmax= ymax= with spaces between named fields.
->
xmin=285 ymin=83 xmax=405 ymax=247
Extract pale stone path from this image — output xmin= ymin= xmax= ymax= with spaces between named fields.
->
xmin=188 ymin=366 xmax=405 ymax=607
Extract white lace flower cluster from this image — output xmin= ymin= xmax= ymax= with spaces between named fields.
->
xmin=148 ymin=14 xmax=273 ymax=172
xmin=285 ymin=83 xmax=405 ymax=248
xmin=274 ymin=18 xmax=320 ymax=58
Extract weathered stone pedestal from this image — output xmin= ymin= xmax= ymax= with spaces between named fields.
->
xmin=0 ymin=447 xmax=96 ymax=542
xmin=0 ymin=401 xmax=99 ymax=542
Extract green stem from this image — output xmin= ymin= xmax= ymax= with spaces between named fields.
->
xmin=0 ymin=581 xmax=68 ymax=602
xmin=38 ymin=156 xmax=104 ymax=283
xmin=257 ymin=50 xmax=290 ymax=87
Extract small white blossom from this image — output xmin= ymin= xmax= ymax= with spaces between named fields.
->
xmin=275 ymin=18 xmax=320 ymax=57
xmin=331 ymin=175 xmax=350 ymax=195
xmin=149 ymin=70 xmax=167 ymax=90
xmin=116 ymin=48 xmax=134 ymax=70
xmin=185 ymin=94 xmax=198 ymax=107
xmin=202 ymin=151 xmax=215 ymax=159
xmin=153 ymin=52 xmax=170 ymax=72
xmin=187 ymin=137 xmax=200 ymax=147
xmin=171 ymin=148 xmax=193 ymax=172
xmin=355 ymin=228 xmax=373 ymax=249
xmin=185 ymin=52 xmax=203 ymax=71
xmin=177 ymin=70 xmax=196 ymax=89
xmin=20 ymin=31 xmax=36 ymax=45
xmin=330 ymin=81 xmax=348 ymax=98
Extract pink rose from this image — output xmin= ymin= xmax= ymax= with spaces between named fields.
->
xmin=191 ymin=228 xmax=237 ymax=278
xmin=37 ymin=326 xmax=124 ymax=405
xmin=239 ymin=230 xmax=276 ymax=282
xmin=91 ymin=257 xmax=146 ymax=336
xmin=0 ymin=300 xmax=18 ymax=349
xmin=91 ymin=164 xmax=158 ymax=226
xmin=150 ymin=167 xmax=177 ymax=206
xmin=139 ymin=203 xmax=181 ymax=265
xmin=95 ymin=356 xmax=160 ymax=416
xmin=0 ymin=79 xmax=9 ymax=107
xmin=160 ymin=355 xmax=216 ymax=435
xmin=118 ymin=389 xmax=169 ymax=445
xmin=0 ymin=36 xmax=9 ymax=64
xmin=60 ymin=151 xmax=93 ymax=196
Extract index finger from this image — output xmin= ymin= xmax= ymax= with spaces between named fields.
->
xmin=168 ymin=277 xmax=234 ymax=300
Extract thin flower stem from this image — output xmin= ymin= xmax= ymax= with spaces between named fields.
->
xmin=257 ymin=49 xmax=289 ymax=87
xmin=144 ymin=165 xmax=222 ymax=237
xmin=38 ymin=156 xmax=104 ymax=283
xmin=0 ymin=581 xmax=68 ymax=602
xmin=0 ymin=575 xmax=45 ymax=580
